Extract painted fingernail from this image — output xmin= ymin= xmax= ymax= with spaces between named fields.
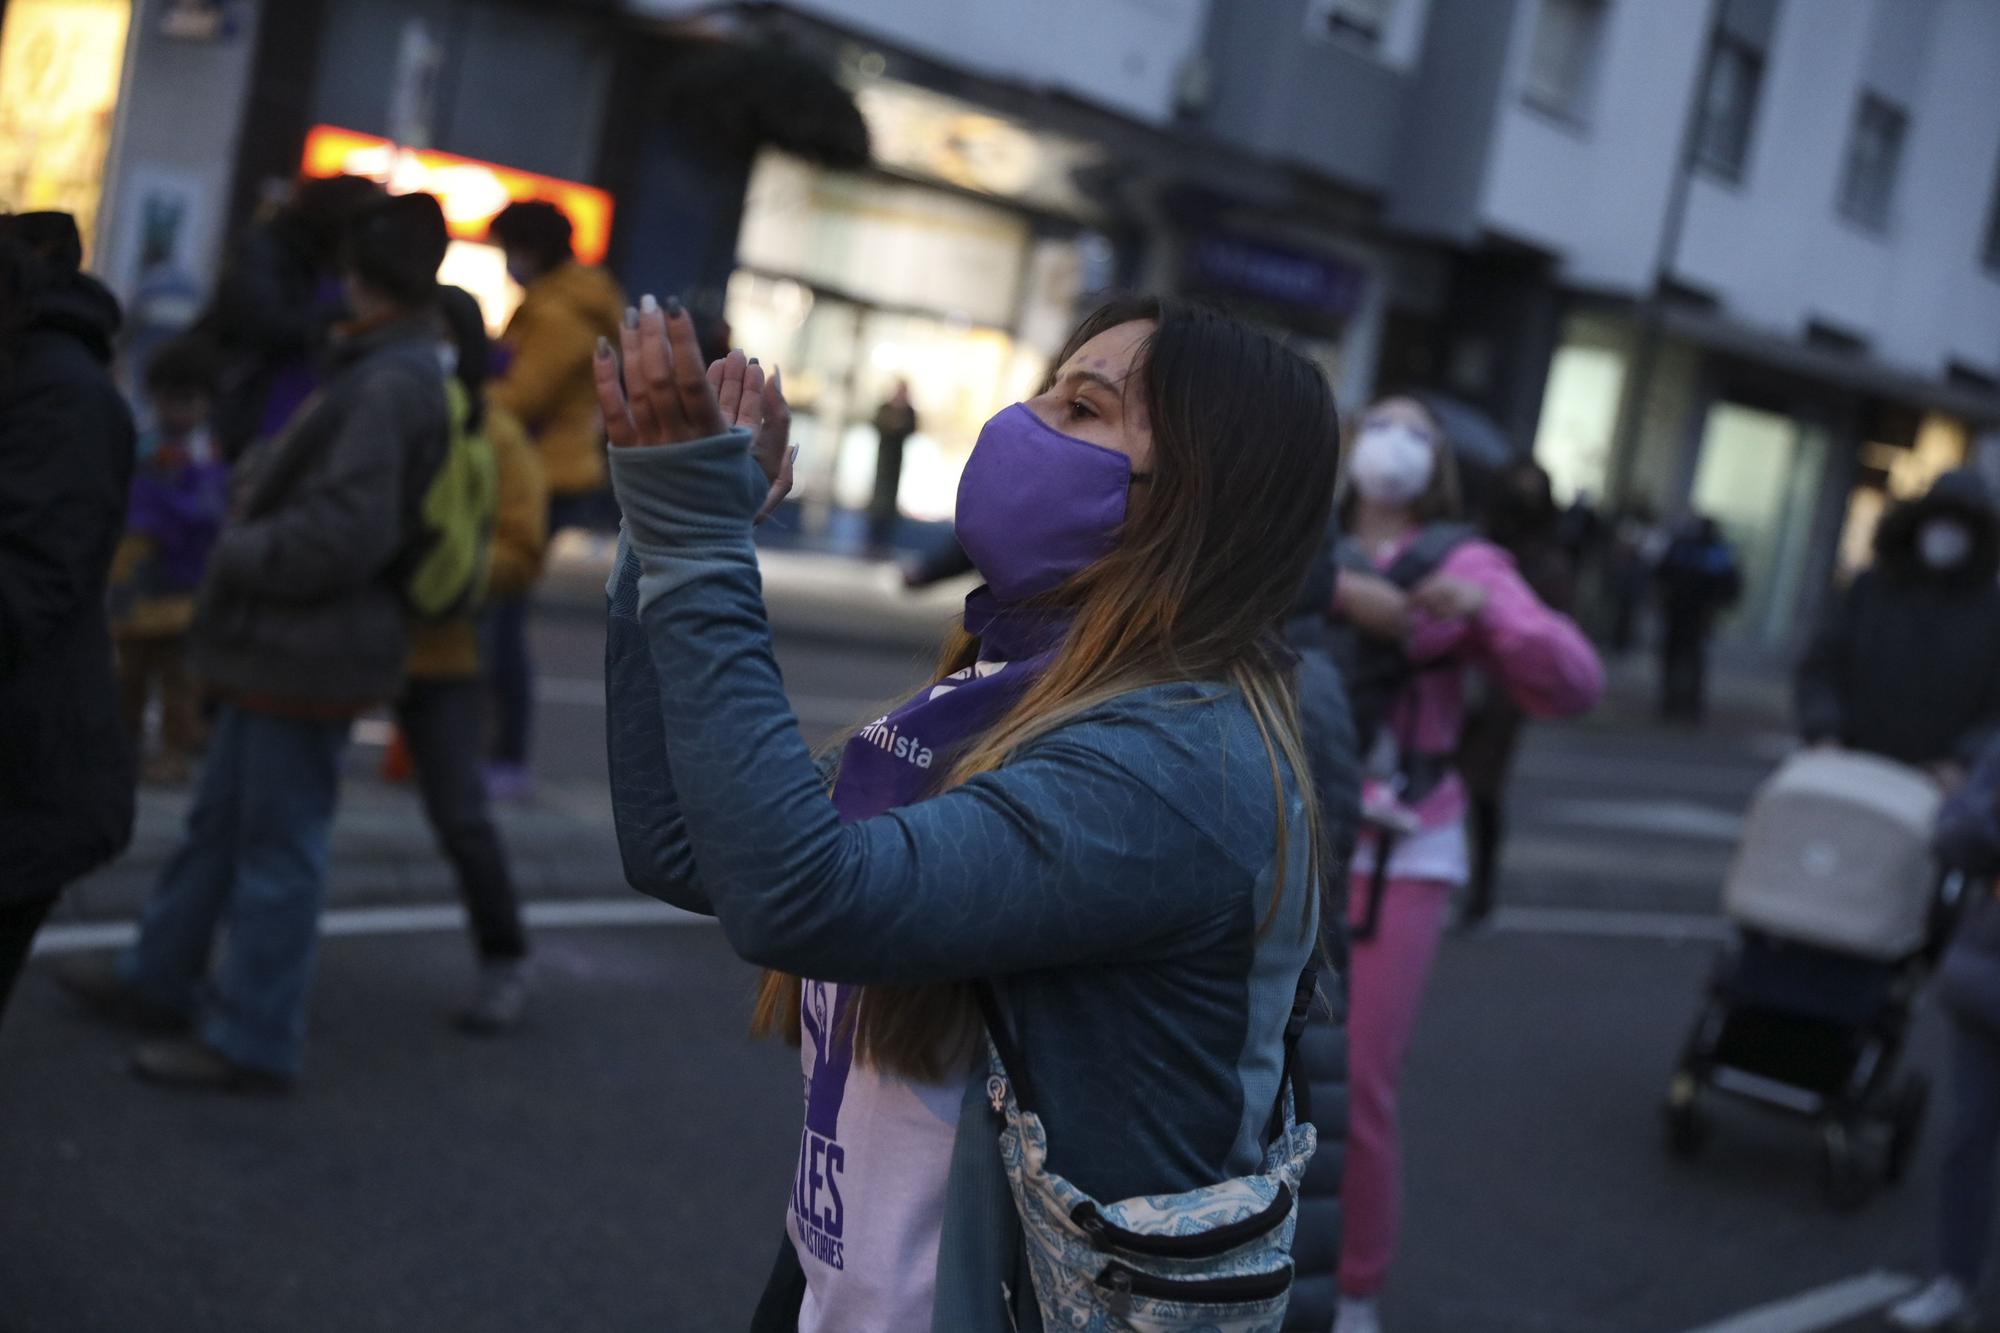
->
xmin=789 ymin=444 xmax=800 ymax=464
xmin=623 ymin=306 xmax=639 ymax=329
xmin=639 ymin=293 xmax=659 ymax=315
xmin=595 ymin=336 xmax=612 ymax=359
xmin=748 ymin=357 xmax=760 ymax=365
xmin=665 ymin=294 xmax=683 ymax=316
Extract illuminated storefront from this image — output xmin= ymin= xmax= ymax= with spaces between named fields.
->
xmin=300 ymin=125 xmax=615 ymax=334
xmin=0 ymin=0 xmax=134 ymax=258
xmin=725 ymin=80 xmax=1117 ymax=523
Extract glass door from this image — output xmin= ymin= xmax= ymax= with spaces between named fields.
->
xmin=1689 ymin=403 xmax=1829 ymax=647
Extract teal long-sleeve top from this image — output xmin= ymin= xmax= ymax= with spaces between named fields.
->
xmin=603 ymin=429 xmax=1318 ymax=1332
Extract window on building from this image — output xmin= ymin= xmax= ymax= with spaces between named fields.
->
xmin=1307 ymin=0 xmax=1398 ymax=49
xmin=1522 ymin=0 xmax=1609 ymax=122
xmin=1836 ymin=93 xmax=1907 ymax=233
xmin=1982 ymin=151 xmax=2000 ymax=273
xmin=1693 ymin=1 xmax=1775 ymax=180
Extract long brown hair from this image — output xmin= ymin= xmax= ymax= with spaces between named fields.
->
xmin=752 ymin=297 xmax=1342 ymax=1080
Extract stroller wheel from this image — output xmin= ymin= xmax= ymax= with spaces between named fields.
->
xmin=1818 ymin=1121 xmax=1871 ymax=1211
xmin=1885 ymin=1074 xmax=1931 ymax=1187
xmin=1664 ymin=1075 xmax=1709 ymax=1159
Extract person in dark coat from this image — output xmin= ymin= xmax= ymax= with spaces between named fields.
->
xmin=1890 ymin=735 xmax=2000 ymax=1331
xmin=0 ymin=221 xmax=137 ymax=1027
xmin=54 ymin=193 xmax=452 ymax=1091
xmin=197 ymin=174 xmax=382 ymax=461
xmin=1654 ymin=514 xmax=1741 ymax=723
xmin=867 ymin=379 xmax=919 ymax=552
xmin=1456 ymin=461 xmax=1576 ymax=926
xmin=1798 ymin=470 xmax=2000 ymax=774
xmin=1281 ymin=530 xmax=1360 ymax=1332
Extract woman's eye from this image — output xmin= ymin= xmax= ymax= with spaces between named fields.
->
xmin=1067 ymin=398 xmax=1097 ymax=421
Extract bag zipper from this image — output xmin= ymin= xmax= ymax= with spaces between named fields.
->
xmin=1096 ymin=1260 xmax=1293 ymax=1314
xmin=1072 ymin=1183 xmax=1293 ymax=1258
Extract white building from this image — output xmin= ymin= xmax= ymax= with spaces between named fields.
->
xmin=1373 ymin=0 xmax=2000 ymax=649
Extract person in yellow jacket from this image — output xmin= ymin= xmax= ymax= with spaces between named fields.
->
xmin=482 ymin=200 xmax=623 ymax=795
xmin=398 ymin=287 xmax=549 ymax=1033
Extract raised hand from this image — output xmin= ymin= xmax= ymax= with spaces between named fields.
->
xmin=700 ymin=349 xmax=798 ymax=524
xmin=593 ymin=293 xmax=725 ymax=448
xmin=591 ymin=296 xmax=796 ymax=522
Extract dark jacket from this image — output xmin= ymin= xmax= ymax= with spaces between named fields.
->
xmin=191 ymin=315 xmax=447 ymax=711
xmin=0 ymin=270 xmax=136 ymax=904
xmin=1937 ymin=737 xmax=2000 ymax=1027
xmin=1797 ymin=470 xmax=2000 ymax=766
xmin=1280 ymin=534 xmax=1358 ymax=1331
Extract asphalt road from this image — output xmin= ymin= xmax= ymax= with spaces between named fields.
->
xmin=1 ymin=603 xmax=1945 ymax=1333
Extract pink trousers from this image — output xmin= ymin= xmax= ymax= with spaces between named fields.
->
xmin=1338 ymin=872 xmax=1452 ymax=1297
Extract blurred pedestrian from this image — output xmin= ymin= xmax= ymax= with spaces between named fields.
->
xmin=196 ymin=174 xmax=383 ymax=461
xmin=1892 ymin=733 xmax=2000 ymax=1331
xmin=55 ymin=193 xmax=453 ymax=1091
xmin=867 ymin=379 xmax=918 ymax=553
xmin=1797 ymin=470 xmax=2000 ymax=779
xmin=1655 ymin=514 xmax=1741 ymax=724
xmin=1329 ymin=395 xmax=1602 ymax=1333
xmin=111 ymin=336 xmax=229 ymax=784
xmin=1604 ymin=498 xmax=1662 ymax=655
xmin=482 ymin=200 xmax=626 ymax=799
xmin=602 ymin=296 xmax=1338 ymax=1332
xmin=1455 ymin=459 xmax=1576 ymax=926
xmin=0 ymin=220 xmax=136 ymax=1030
xmin=398 ymin=285 xmax=546 ymax=1034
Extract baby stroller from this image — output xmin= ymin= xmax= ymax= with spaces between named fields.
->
xmin=1663 ymin=748 xmax=1957 ymax=1208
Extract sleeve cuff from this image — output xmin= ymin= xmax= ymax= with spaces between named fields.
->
xmin=607 ymin=430 xmax=766 ymax=552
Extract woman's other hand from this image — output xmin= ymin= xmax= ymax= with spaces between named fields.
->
xmin=1410 ymin=573 xmax=1488 ymax=622
xmin=1334 ymin=569 xmax=1412 ymax=639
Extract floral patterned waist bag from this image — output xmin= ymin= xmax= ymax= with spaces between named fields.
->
xmin=974 ymin=968 xmax=1320 ymax=1332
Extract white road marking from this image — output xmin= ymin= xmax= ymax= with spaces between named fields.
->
xmin=1681 ymin=1270 xmax=1918 ymax=1333
xmin=1534 ymin=797 xmax=1745 ymax=842
xmin=36 ymin=899 xmax=1732 ymax=960
xmin=30 ymin=897 xmax=712 ymax=958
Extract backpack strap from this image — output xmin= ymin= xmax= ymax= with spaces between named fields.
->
xmin=1382 ymin=522 xmax=1477 ymax=590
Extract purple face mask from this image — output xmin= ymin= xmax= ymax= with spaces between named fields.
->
xmin=954 ymin=402 xmax=1133 ymax=603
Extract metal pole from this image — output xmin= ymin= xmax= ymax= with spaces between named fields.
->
xmin=1606 ymin=0 xmax=1725 ymax=506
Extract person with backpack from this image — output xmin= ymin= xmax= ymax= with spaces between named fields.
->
xmin=54 ymin=193 xmax=453 ymax=1092
xmin=603 ymin=295 xmax=1341 ymax=1332
xmin=1328 ymin=395 xmax=1602 ymax=1333
xmin=395 ymin=285 xmax=548 ymax=1034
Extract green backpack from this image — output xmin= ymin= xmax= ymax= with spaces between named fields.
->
xmin=404 ymin=376 xmax=498 ymax=622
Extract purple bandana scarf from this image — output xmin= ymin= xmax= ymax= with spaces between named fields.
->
xmin=829 ymin=590 xmax=1068 ymax=823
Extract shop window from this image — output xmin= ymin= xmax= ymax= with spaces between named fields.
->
xmin=1689 ymin=403 xmax=1828 ymax=647
xmin=0 ymin=0 xmax=134 ymax=260
xmin=1531 ymin=338 xmax=1626 ymax=503
xmin=1693 ymin=0 xmax=1777 ymax=181
xmin=1836 ymin=93 xmax=1907 ymax=234
xmin=1522 ymin=0 xmax=1609 ymax=124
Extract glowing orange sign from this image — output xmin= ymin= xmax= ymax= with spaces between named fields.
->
xmin=300 ymin=124 xmax=614 ymax=265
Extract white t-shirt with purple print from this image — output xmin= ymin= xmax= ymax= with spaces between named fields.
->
xmin=790 ymin=979 xmax=962 ymax=1333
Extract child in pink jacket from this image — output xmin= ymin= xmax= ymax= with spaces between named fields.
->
xmin=1330 ymin=396 xmax=1603 ymax=1333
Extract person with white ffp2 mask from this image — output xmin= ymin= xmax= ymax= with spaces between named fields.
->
xmin=1799 ymin=469 xmax=2000 ymax=784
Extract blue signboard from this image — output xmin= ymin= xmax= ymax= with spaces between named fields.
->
xmin=1187 ymin=234 xmax=1368 ymax=318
